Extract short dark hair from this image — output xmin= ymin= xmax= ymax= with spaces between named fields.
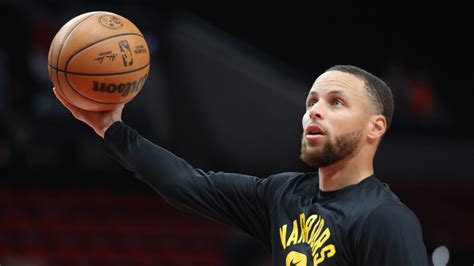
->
xmin=326 ymin=65 xmax=394 ymax=131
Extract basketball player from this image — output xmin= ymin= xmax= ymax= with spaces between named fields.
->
xmin=54 ymin=65 xmax=428 ymax=265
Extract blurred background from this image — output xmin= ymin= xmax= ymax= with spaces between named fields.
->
xmin=0 ymin=1 xmax=473 ymax=265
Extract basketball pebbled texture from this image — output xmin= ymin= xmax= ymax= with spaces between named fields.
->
xmin=48 ymin=11 xmax=150 ymax=111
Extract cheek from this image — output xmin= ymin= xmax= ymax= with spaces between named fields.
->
xmin=333 ymin=113 xmax=366 ymax=134
xmin=302 ymin=112 xmax=310 ymax=128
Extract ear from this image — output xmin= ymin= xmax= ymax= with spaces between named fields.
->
xmin=367 ymin=115 xmax=387 ymax=141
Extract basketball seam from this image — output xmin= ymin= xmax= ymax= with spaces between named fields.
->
xmin=64 ymin=33 xmax=148 ymax=104
xmin=49 ymin=63 xmax=150 ymax=76
xmin=65 ymin=66 xmax=149 ymax=104
xmin=54 ymin=12 xmax=102 ymax=104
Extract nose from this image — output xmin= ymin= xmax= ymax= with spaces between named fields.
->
xmin=309 ymin=102 xmax=323 ymax=120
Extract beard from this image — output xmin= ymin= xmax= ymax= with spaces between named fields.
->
xmin=300 ymin=128 xmax=364 ymax=168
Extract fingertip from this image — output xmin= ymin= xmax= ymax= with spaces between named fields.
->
xmin=52 ymin=87 xmax=60 ymax=98
xmin=53 ymin=88 xmax=62 ymax=101
xmin=53 ymin=88 xmax=72 ymax=109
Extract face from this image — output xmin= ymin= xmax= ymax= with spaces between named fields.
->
xmin=300 ymin=70 xmax=374 ymax=168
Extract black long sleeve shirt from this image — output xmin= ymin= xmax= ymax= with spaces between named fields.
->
xmin=104 ymin=122 xmax=428 ymax=266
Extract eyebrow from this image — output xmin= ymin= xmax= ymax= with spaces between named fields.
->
xmin=308 ymin=90 xmax=349 ymax=98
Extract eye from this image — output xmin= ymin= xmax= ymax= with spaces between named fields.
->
xmin=307 ymin=99 xmax=318 ymax=108
xmin=331 ymin=98 xmax=344 ymax=106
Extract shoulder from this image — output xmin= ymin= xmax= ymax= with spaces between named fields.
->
xmin=354 ymin=203 xmax=427 ymax=264
xmin=265 ymin=171 xmax=309 ymax=182
xmin=260 ymin=171 xmax=315 ymax=199
xmin=353 ymin=204 xmax=428 ymax=265
xmin=264 ymin=171 xmax=315 ymax=190
xmin=350 ymin=178 xmax=423 ymax=238
xmin=366 ymin=203 xmax=422 ymax=230
xmin=351 ymin=177 xmax=404 ymax=216
xmin=353 ymin=202 xmax=424 ymax=249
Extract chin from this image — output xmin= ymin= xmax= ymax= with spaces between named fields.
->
xmin=303 ymin=137 xmax=326 ymax=149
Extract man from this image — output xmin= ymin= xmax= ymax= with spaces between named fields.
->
xmin=53 ymin=65 xmax=428 ymax=265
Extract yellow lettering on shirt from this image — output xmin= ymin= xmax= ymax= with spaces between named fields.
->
xmin=279 ymin=213 xmax=336 ymax=265
xmin=280 ymin=224 xmax=288 ymax=249
xmin=314 ymin=244 xmax=336 ymax=265
xmin=287 ymin=220 xmax=299 ymax=246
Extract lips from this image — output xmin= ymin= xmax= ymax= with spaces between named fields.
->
xmin=305 ymin=124 xmax=326 ymax=136
xmin=305 ymin=124 xmax=326 ymax=142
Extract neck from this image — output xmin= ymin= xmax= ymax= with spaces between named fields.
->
xmin=318 ymin=148 xmax=374 ymax=192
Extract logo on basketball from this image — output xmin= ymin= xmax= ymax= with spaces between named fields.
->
xmin=118 ymin=40 xmax=133 ymax=67
xmin=99 ymin=15 xmax=123 ymax=29
xmin=92 ymin=73 xmax=148 ymax=97
xmin=94 ymin=51 xmax=117 ymax=64
xmin=49 ymin=11 xmax=149 ymax=111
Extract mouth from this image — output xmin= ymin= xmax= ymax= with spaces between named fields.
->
xmin=305 ymin=124 xmax=326 ymax=141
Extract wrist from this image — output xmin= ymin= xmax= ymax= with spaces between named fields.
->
xmin=98 ymin=119 xmax=122 ymax=139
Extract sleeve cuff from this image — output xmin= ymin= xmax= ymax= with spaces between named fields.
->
xmin=104 ymin=121 xmax=124 ymax=139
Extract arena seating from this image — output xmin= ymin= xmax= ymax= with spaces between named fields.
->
xmin=0 ymin=185 xmax=230 ymax=266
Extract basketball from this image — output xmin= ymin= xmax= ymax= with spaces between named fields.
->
xmin=48 ymin=11 xmax=150 ymax=111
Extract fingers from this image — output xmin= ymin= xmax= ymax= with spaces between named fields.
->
xmin=53 ymin=87 xmax=72 ymax=108
xmin=52 ymin=87 xmax=84 ymax=119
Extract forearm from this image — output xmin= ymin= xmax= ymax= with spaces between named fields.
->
xmin=103 ymin=122 xmax=271 ymax=238
xmin=104 ymin=122 xmax=202 ymax=201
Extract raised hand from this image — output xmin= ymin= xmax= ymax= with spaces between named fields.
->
xmin=53 ymin=87 xmax=124 ymax=138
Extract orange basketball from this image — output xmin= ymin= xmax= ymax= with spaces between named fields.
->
xmin=48 ymin=11 xmax=150 ymax=111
